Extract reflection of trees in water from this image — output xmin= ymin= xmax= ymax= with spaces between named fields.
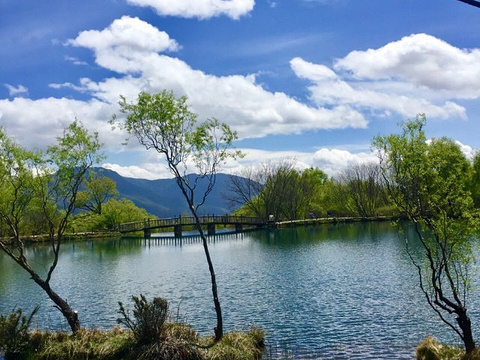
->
xmin=250 ymin=221 xmax=398 ymax=247
xmin=7 ymin=238 xmax=145 ymax=273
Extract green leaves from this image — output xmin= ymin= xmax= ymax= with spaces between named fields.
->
xmin=372 ymin=114 xmax=479 ymax=349
xmin=118 ymin=91 xmax=240 ymax=173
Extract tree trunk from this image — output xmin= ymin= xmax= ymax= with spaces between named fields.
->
xmin=31 ymin=274 xmax=81 ymax=333
xmin=193 ymin=214 xmax=223 ymax=342
xmin=457 ymin=309 xmax=475 ymax=354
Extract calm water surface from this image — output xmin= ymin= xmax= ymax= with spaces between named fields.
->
xmin=1 ymin=222 xmax=479 ymax=359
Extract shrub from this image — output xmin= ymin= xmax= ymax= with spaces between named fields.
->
xmin=117 ymin=295 xmax=168 ymax=346
xmin=0 ymin=306 xmax=39 ymax=359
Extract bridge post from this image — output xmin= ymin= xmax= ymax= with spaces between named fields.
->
xmin=144 ymin=228 xmax=151 ymax=238
xmin=235 ymin=223 xmax=243 ymax=232
xmin=207 ymin=223 xmax=216 ymax=235
xmin=174 ymin=224 xmax=182 ymax=237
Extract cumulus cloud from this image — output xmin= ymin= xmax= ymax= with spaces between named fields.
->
xmin=335 ymin=33 xmax=480 ymax=98
xmin=101 ymin=146 xmax=380 ymax=179
xmin=291 ymin=56 xmax=467 ymax=120
xmin=64 ymin=16 xmax=366 ymax=139
xmin=4 ymin=84 xmax=28 ymax=97
xmin=0 ymin=97 xmax=117 ymax=150
xmin=311 ymin=148 xmax=377 ymax=177
xmin=126 ymin=0 xmax=255 ymax=20
xmin=67 ymin=16 xmax=179 ymax=74
xmin=290 ymin=33 xmax=480 ymax=120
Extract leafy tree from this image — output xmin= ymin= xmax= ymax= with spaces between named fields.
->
xmin=470 ymin=152 xmax=480 ymax=208
xmin=116 ymin=90 xmax=240 ymax=342
xmin=75 ymin=198 xmax=150 ymax=231
xmin=373 ymin=115 xmax=478 ymax=354
xmin=0 ymin=121 xmax=103 ymax=333
xmin=297 ymin=167 xmax=328 ymax=217
xmin=76 ymin=171 xmax=119 ymax=215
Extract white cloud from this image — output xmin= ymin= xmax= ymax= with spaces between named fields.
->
xmin=291 ymin=56 xmax=467 ymax=120
xmin=64 ymin=55 xmax=88 ymax=66
xmin=456 ymin=140 xmax=476 ymax=160
xmin=0 ymin=97 xmax=118 ymax=150
xmin=126 ymin=0 xmax=255 ymax=20
xmin=68 ymin=16 xmax=179 ymax=74
xmin=335 ymin=33 xmax=480 ymax=98
xmin=101 ymin=146 xmax=381 ymax=179
xmin=65 ymin=16 xmax=366 ymax=139
xmin=311 ymin=148 xmax=377 ymax=177
xmin=103 ymin=162 xmax=171 ymax=180
xmin=4 ymin=84 xmax=28 ymax=97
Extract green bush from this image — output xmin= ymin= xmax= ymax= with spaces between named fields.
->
xmin=0 ymin=306 xmax=39 ymax=359
xmin=117 ymin=295 xmax=169 ymax=346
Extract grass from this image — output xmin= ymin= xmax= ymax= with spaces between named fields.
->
xmin=416 ymin=337 xmax=480 ymax=360
xmin=8 ymin=325 xmax=264 ymax=360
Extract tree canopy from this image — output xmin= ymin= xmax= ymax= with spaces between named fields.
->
xmin=373 ymin=115 xmax=479 ymax=354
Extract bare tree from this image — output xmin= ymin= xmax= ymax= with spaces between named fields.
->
xmin=227 ymin=161 xmax=327 ymax=220
xmin=337 ymin=163 xmax=387 ymax=217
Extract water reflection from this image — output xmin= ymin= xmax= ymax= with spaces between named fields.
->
xmin=0 ymin=222 xmax=478 ymax=359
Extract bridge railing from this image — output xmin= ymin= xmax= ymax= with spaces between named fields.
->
xmin=118 ymin=215 xmax=265 ymax=233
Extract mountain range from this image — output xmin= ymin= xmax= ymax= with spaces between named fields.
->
xmin=92 ymin=167 xmax=239 ymax=217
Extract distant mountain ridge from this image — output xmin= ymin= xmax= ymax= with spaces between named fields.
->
xmin=91 ymin=167 xmax=237 ymax=217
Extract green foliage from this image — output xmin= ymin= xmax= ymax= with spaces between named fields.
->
xmin=0 ymin=306 xmax=39 ymax=357
xmin=230 ymin=162 xmax=330 ymax=220
xmin=117 ymin=295 xmax=169 ymax=346
xmin=71 ymin=198 xmax=150 ymax=232
xmin=76 ymin=172 xmax=119 ymax=215
xmin=116 ymin=90 xmax=240 ymax=341
xmin=0 ymin=120 xmax=104 ymax=333
xmin=117 ymin=91 xmax=240 ymax=177
xmin=373 ymin=114 xmax=479 ymax=352
xmin=0 ymin=126 xmax=42 ymax=239
xmin=470 ymin=152 xmax=480 ymax=208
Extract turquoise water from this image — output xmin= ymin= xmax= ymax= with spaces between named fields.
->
xmin=1 ymin=222 xmax=478 ymax=359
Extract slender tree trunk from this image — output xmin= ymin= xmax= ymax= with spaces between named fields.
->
xmin=192 ymin=211 xmax=223 ymax=341
xmin=457 ymin=308 xmax=475 ymax=354
xmin=31 ymin=274 xmax=80 ymax=333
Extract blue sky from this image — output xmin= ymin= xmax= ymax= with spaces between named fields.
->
xmin=1 ymin=0 xmax=480 ymax=179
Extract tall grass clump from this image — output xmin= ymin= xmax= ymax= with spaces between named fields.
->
xmin=29 ymin=328 xmax=134 ymax=360
xmin=416 ymin=337 xmax=480 ymax=360
xmin=203 ymin=327 xmax=264 ymax=360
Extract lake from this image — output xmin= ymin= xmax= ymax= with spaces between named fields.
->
xmin=1 ymin=221 xmax=478 ymax=359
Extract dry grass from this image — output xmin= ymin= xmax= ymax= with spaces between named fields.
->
xmin=21 ymin=325 xmax=264 ymax=360
xmin=416 ymin=337 xmax=480 ymax=360
xmin=28 ymin=327 xmax=135 ymax=360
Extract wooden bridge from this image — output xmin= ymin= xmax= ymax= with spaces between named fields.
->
xmin=118 ymin=215 xmax=267 ymax=238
